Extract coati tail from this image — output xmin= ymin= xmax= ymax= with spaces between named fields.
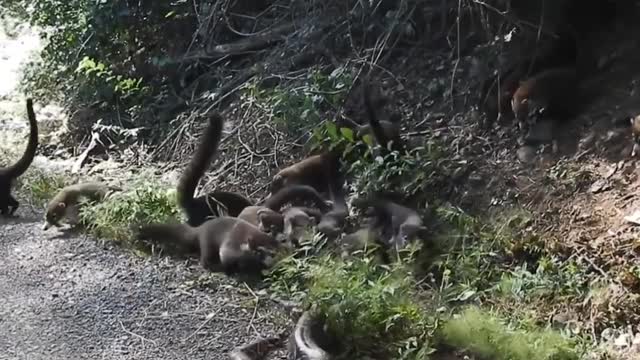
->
xmin=363 ymin=77 xmax=403 ymax=153
xmin=1 ymin=98 xmax=38 ymax=178
xmin=136 ymin=222 xmax=199 ymax=250
xmin=177 ymin=113 xmax=224 ymax=212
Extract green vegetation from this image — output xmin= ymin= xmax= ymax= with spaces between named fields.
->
xmin=79 ymin=180 xmax=181 ymax=243
xmin=441 ymin=307 xmax=578 ymax=360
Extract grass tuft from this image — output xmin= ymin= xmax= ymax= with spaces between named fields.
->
xmin=440 ymin=307 xmax=578 ymax=360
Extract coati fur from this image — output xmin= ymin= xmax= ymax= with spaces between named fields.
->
xmin=238 ymin=185 xmax=330 ymax=231
xmin=43 ymin=182 xmax=121 ymax=230
xmin=363 ymin=77 xmax=405 ymax=154
xmin=630 ymin=115 xmax=640 ymax=157
xmin=354 ymin=197 xmax=426 ymax=253
xmin=288 ymin=311 xmax=341 ymax=360
xmin=317 ymin=155 xmax=348 ymax=239
xmin=511 ymin=67 xmax=579 ymax=134
xmin=137 ymin=217 xmax=284 ymax=274
xmin=280 ymin=207 xmax=313 ymax=246
xmin=271 ymin=153 xmax=338 ymax=195
xmin=177 ymin=113 xmax=253 ymax=226
xmin=0 ymin=98 xmax=38 ymax=216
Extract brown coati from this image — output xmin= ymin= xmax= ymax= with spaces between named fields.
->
xmin=353 ymin=197 xmax=426 ymax=253
xmin=238 ymin=185 xmax=331 ymax=231
xmin=362 ymin=77 xmax=405 ymax=154
xmin=511 ymin=67 xmax=579 ymax=135
xmin=0 ymin=98 xmax=38 ymax=216
xmin=271 ymin=152 xmax=341 ymax=195
xmin=280 ymin=207 xmax=313 ymax=246
xmin=43 ymin=182 xmax=121 ymax=230
xmin=177 ymin=112 xmax=253 ymax=226
xmin=229 ymin=332 xmax=289 ymax=360
xmin=136 ymin=216 xmax=285 ymax=274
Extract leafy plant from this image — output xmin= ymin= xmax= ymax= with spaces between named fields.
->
xmin=79 ymin=182 xmax=181 ymax=244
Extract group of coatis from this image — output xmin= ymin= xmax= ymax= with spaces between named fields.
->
xmin=5 ymin=72 xmax=640 ymax=274
xmin=136 ymin=77 xmax=428 ymax=276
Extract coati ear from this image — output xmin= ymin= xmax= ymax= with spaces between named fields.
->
xmin=56 ymin=202 xmax=66 ymax=210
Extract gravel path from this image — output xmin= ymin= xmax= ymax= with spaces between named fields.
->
xmin=0 ymin=209 xmax=289 ymax=360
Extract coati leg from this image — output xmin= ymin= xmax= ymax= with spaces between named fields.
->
xmin=43 ymin=182 xmax=121 ymax=230
xmin=0 ymin=98 xmax=38 ymax=216
xmin=176 ymin=112 xmax=252 ymax=226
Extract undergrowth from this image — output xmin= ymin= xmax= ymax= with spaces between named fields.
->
xmin=441 ymin=307 xmax=578 ymax=360
xmin=79 ymin=179 xmax=180 ymax=244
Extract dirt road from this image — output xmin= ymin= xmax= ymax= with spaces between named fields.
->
xmin=0 ymin=209 xmax=288 ymax=360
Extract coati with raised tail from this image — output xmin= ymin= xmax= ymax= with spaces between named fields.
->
xmin=137 ymin=216 xmax=284 ymax=274
xmin=511 ymin=67 xmax=579 ymax=135
xmin=362 ymin=77 xmax=405 ymax=154
xmin=0 ymin=98 xmax=38 ymax=216
xmin=177 ymin=112 xmax=253 ymax=226
xmin=43 ymin=182 xmax=121 ymax=230
xmin=271 ymin=151 xmax=343 ymax=195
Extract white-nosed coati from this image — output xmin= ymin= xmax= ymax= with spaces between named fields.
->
xmin=362 ymin=77 xmax=405 ymax=154
xmin=0 ymin=98 xmax=38 ymax=216
xmin=177 ymin=113 xmax=253 ymax=226
xmin=270 ymin=153 xmax=337 ymax=195
xmin=43 ymin=182 xmax=121 ymax=230
xmin=511 ymin=67 xmax=579 ymax=134
xmin=280 ymin=207 xmax=313 ymax=246
xmin=137 ymin=216 xmax=284 ymax=274
xmin=354 ymin=197 xmax=426 ymax=253
xmin=238 ymin=184 xmax=331 ymax=231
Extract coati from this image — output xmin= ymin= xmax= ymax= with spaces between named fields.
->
xmin=339 ymin=226 xmax=389 ymax=263
xmin=354 ymin=197 xmax=426 ymax=252
xmin=511 ymin=67 xmax=579 ymax=135
xmin=177 ymin=112 xmax=253 ymax=226
xmin=630 ymin=115 xmax=640 ymax=157
xmin=136 ymin=216 xmax=284 ymax=274
xmin=43 ymin=182 xmax=121 ymax=230
xmin=317 ymin=155 xmax=348 ymax=239
xmin=229 ymin=333 xmax=288 ymax=360
xmin=280 ymin=207 xmax=313 ymax=246
xmin=288 ymin=311 xmax=341 ymax=360
xmin=238 ymin=185 xmax=330 ymax=231
xmin=0 ymin=98 xmax=38 ymax=216
xmin=362 ymin=77 xmax=404 ymax=154
xmin=271 ymin=153 xmax=338 ymax=195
